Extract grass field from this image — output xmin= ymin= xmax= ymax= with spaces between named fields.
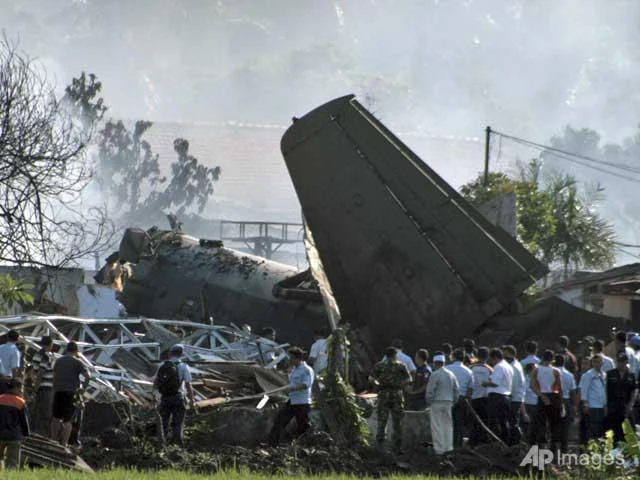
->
xmin=2 ymin=470 xmax=533 ymax=480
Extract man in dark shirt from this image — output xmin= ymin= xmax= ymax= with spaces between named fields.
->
xmin=405 ymin=349 xmax=430 ymax=410
xmin=555 ymin=335 xmax=577 ymax=375
xmin=0 ymin=379 xmax=30 ymax=469
xmin=51 ymin=342 xmax=91 ymax=447
xmin=605 ymin=351 xmax=637 ymax=443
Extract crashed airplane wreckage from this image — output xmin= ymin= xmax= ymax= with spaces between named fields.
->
xmin=99 ymin=95 xmax=624 ymax=383
xmin=280 ymin=95 xmax=624 ymax=365
xmin=105 ymin=226 xmax=328 ymax=350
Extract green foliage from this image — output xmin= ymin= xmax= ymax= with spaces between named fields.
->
xmin=0 ymin=469 xmax=561 ymax=480
xmin=545 ymin=173 xmax=615 ymax=274
xmin=622 ymin=418 xmax=640 ymax=460
xmin=0 ymin=273 xmax=34 ymax=314
xmin=323 ymin=329 xmax=370 ymax=447
xmin=460 ymin=158 xmax=616 ymax=275
xmin=460 ymin=162 xmax=557 ymax=259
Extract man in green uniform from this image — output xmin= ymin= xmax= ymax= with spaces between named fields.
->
xmin=370 ymin=346 xmax=411 ymax=452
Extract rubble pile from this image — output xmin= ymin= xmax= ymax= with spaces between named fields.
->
xmin=4 ymin=314 xmax=289 ymax=410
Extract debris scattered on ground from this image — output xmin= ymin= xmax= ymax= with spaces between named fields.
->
xmin=22 ymin=434 xmax=94 ymax=473
xmin=3 ymin=313 xmax=289 ymax=422
xmin=80 ymin=423 xmax=531 ymax=477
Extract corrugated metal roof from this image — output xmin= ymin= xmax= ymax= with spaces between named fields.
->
xmin=139 ymin=120 xmax=484 ymax=222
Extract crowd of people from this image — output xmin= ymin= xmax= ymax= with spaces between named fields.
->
xmin=0 ymin=331 xmax=91 ymax=469
xmin=3 ymin=325 xmax=639 ymax=468
xmin=371 ymin=333 xmax=640 ymax=456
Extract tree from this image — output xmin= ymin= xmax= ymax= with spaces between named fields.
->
xmin=96 ymin=119 xmax=221 ymax=226
xmin=460 ymin=159 xmax=616 ymax=276
xmin=0 ymin=274 xmax=33 ymax=314
xmin=0 ymin=38 xmax=113 ymax=267
xmin=545 ymin=173 xmax=616 ymax=276
xmin=63 ymin=70 xmax=222 ymax=229
xmin=460 ymin=163 xmax=556 ymax=260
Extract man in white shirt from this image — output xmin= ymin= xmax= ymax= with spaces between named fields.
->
xmin=482 ymin=348 xmax=513 ymax=443
xmin=469 ymin=347 xmax=492 ymax=446
xmin=520 ymin=340 xmax=540 ymax=369
xmin=308 ymin=330 xmax=329 ymax=375
xmin=390 ymin=339 xmax=416 ymax=376
xmin=269 ymin=346 xmax=315 ymax=446
xmin=579 ymin=354 xmax=607 ymax=444
xmin=447 ymin=348 xmax=473 ymax=448
xmin=504 ymin=345 xmax=525 ymax=445
xmin=592 ymin=339 xmax=614 ymax=373
xmin=0 ymin=330 xmax=20 ymax=392
xmin=554 ymin=354 xmax=578 ymax=453
xmin=426 ymin=353 xmax=459 ymax=455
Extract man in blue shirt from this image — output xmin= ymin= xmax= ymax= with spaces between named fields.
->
xmin=447 ymin=348 xmax=473 ymax=448
xmin=268 ymin=346 xmax=314 ymax=445
xmin=579 ymin=354 xmax=606 ymax=444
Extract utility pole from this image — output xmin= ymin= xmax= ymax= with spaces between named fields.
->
xmin=483 ymin=126 xmax=491 ymax=185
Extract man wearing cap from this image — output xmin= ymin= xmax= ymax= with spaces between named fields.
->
xmin=426 ymin=352 xmax=459 ymax=454
xmin=51 ymin=341 xmax=91 ymax=446
xmin=268 ymin=346 xmax=314 ymax=445
xmin=605 ymin=351 xmax=637 ymax=443
xmin=0 ymin=330 xmax=20 ymax=392
xmin=370 ymin=346 xmax=411 ymax=452
xmin=154 ymin=344 xmax=195 ymax=447
xmin=30 ymin=336 xmax=55 ymax=436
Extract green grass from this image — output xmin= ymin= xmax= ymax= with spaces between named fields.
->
xmin=2 ymin=470 xmax=535 ymax=480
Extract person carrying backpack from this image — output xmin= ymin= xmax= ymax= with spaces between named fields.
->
xmin=154 ymin=344 xmax=196 ymax=447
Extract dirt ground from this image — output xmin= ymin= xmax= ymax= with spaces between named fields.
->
xmin=81 ymin=418 xmax=532 ymax=477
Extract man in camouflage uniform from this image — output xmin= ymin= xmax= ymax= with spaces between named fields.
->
xmin=370 ymin=346 xmax=411 ymax=451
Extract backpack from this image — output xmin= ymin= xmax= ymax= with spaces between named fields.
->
xmin=156 ymin=361 xmax=181 ymax=396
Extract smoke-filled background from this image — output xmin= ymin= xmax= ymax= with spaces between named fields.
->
xmin=3 ymin=0 xmax=640 ymax=264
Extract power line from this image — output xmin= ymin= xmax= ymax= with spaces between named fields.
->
xmin=492 ymin=129 xmax=640 ymax=179
xmin=504 ymin=136 xmax=640 ymax=183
